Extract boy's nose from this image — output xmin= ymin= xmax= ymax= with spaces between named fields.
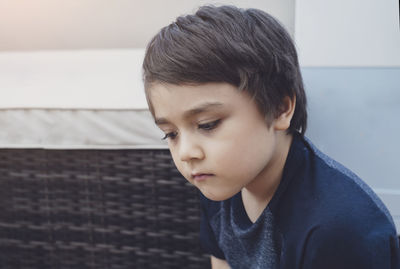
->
xmin=178 ymin=134 xmax=204 ymax=162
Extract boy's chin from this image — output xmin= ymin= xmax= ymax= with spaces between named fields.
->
xmin=199 ymin=189 xmax=237 ymax=202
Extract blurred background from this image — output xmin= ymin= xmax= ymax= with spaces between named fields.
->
xmin=0 ymin=0 xmax=399 ymax=229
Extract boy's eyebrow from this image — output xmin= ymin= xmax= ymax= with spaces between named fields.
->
xmin=154 ymin=102 xmax=224 ymax=126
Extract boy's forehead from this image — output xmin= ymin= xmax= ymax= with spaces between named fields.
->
xmin=149 ymin=83 xmax=222 ymax=119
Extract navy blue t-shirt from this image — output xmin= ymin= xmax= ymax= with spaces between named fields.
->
xmin=199 ymin=133 xmax=400 ymax=268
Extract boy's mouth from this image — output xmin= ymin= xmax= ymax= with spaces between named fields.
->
xmin=191 ymin=173 xmax=214 ymax=181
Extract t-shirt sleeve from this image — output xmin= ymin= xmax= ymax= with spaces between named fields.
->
xmin=198 ymin=193 xmax=226 ymax=260
xmin=301 ymin=221 xmax=400 ymax=269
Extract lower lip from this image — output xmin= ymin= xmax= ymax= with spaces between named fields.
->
xmin=193 ymin=174 xmax=213 ymax=181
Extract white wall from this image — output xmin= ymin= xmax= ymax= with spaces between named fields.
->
xmin=0 ymin=0 xmax=295 ymax=51
xmin=0 ymin=49 xmax=147 ymax=109
xmin=295 ymin=0 xmax=400 ymax=66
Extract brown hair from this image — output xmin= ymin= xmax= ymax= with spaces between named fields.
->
xmin=143 ymin=5 xmax=307 ymax=135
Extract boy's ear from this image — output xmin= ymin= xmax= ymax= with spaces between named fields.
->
xmin=273 ymin=95 xmax=296 ymax=131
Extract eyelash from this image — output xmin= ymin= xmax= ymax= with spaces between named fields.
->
xmin=198 ymin=119 xmax=221 ymax=131
xmin=161 ymin=119 xmax=221 ymax=140
xmin=162 ymin=132 xmax=177 ymax=140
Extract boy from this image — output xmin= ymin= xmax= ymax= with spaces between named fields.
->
xmin=142 ymin=5 xmax=400 ymax=269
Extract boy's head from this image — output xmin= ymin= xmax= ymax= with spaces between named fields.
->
xmin=143 ymin=5 xmax=307 ymax=135
xmin=143 ymin=5 xmax=307 ymax=201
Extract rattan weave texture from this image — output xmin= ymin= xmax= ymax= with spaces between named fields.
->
xmin=0 ymin=149 xmax=210 ymax=269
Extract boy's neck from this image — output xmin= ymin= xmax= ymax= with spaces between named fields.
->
xmin=241 ymin=132 xmax=293 ymax=223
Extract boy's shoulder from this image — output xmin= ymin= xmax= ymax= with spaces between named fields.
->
xmin=273 ymin=134 xmax=395 ymax=228
xmin=297 ymin=135 xmax=393 ymax=224
xmin=281 ymin=136 xmax=400 ymax=267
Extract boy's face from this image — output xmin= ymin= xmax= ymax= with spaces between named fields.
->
xmin=150 ymin=82 xmax=287 ymax=201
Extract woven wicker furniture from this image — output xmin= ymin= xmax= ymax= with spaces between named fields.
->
xmin=0 ymin=148 xmax=210 ymax=269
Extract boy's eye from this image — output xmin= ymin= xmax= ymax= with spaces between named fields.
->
xmin=161 ymin=131 xmax=178 ymax=140
xmin=161 ymin=120 xmax=221 ymax=140
xmin=198 ymin=119 xmax=221 ymax=131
